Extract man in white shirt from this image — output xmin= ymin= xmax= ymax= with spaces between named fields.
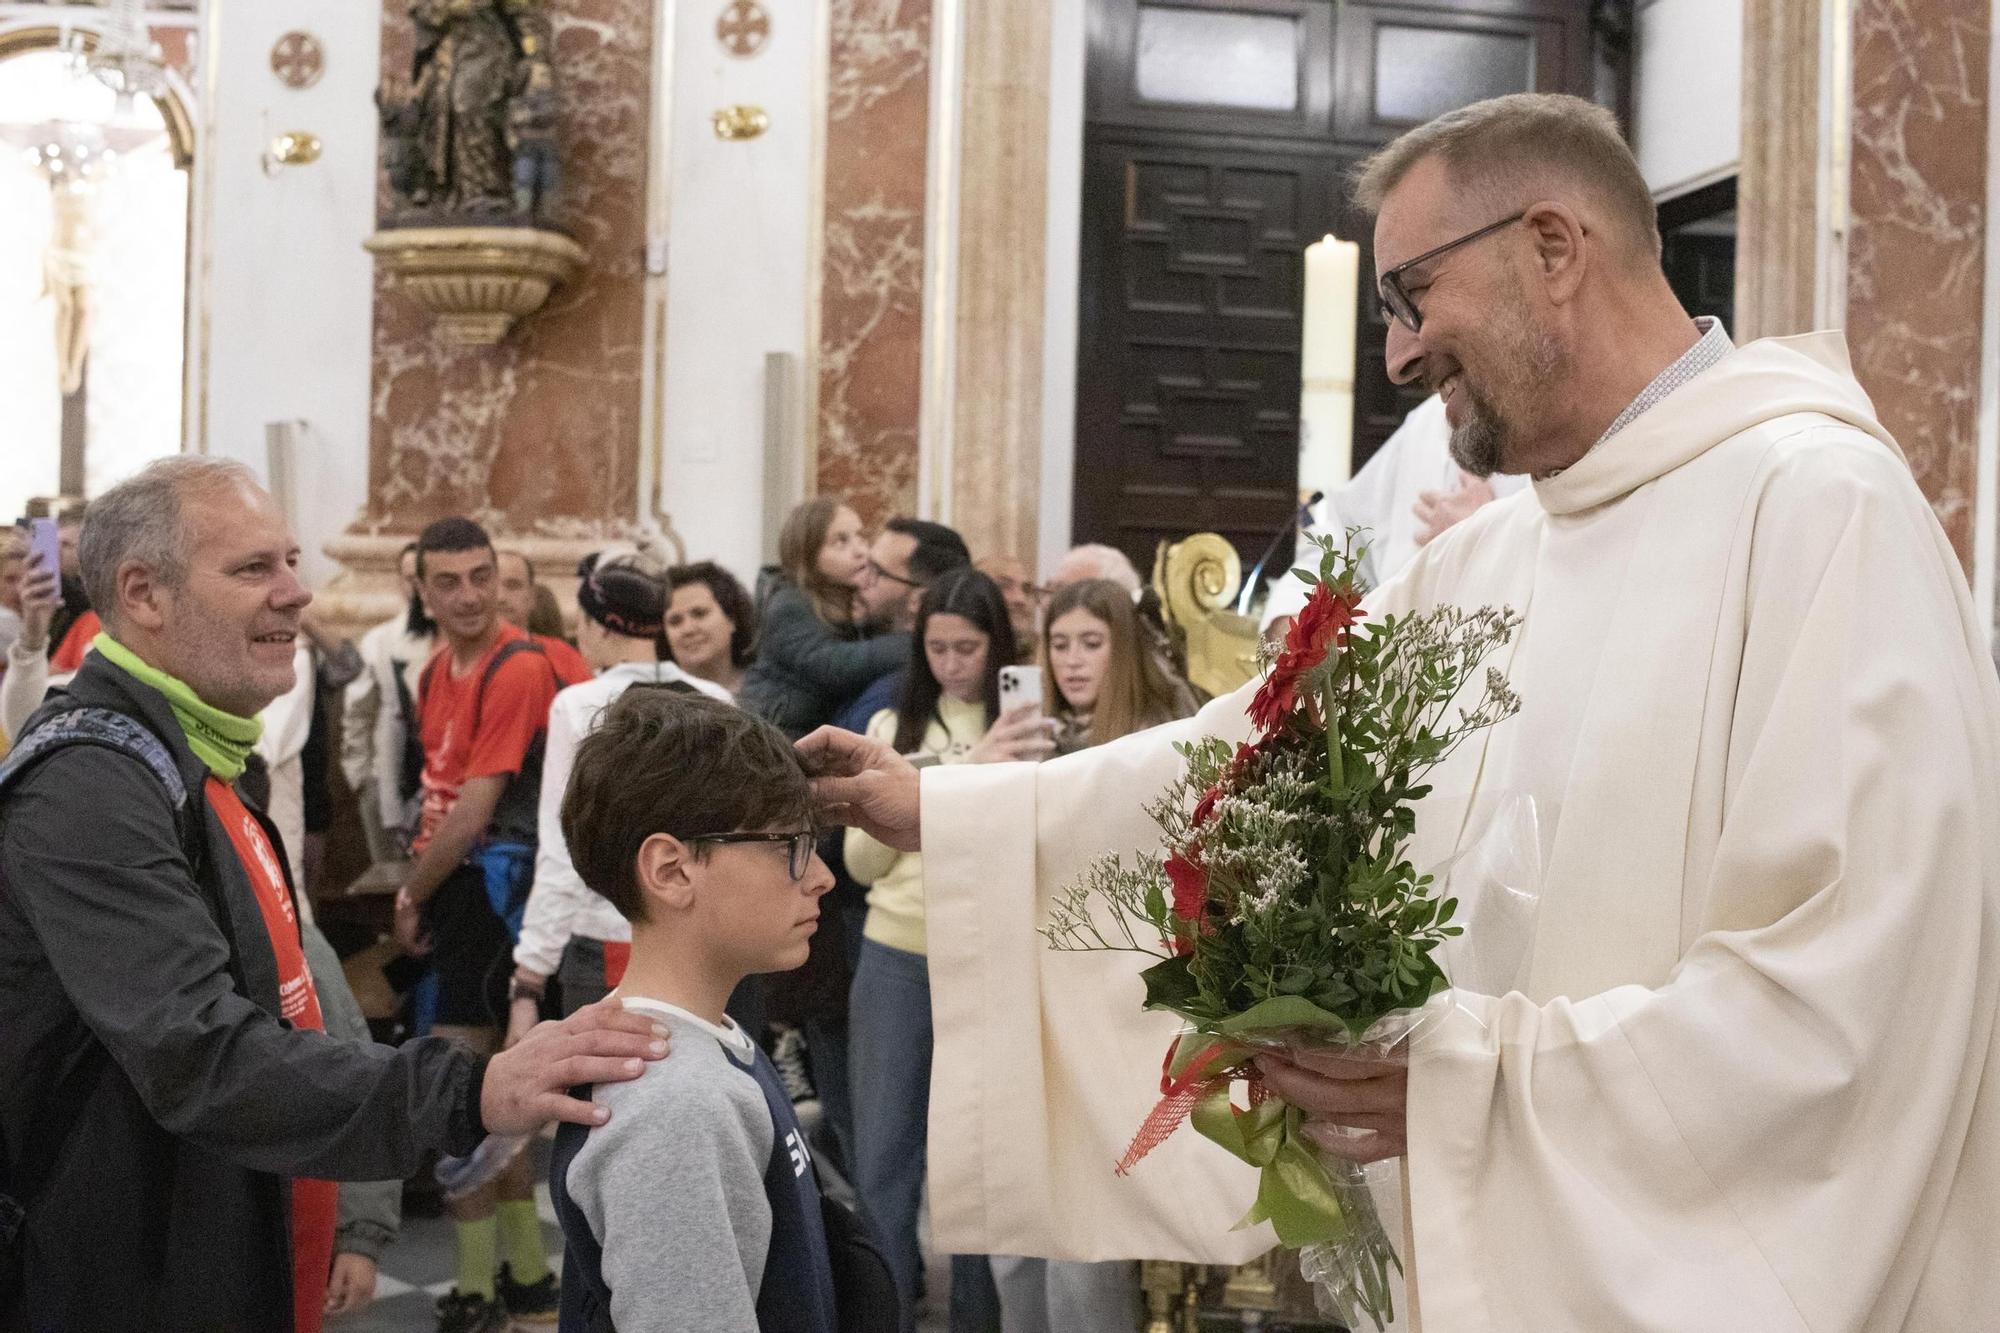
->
xmin=508 ymin=548 xmax=729 ymax=1042
xmin=341 ymin=542 xmax=434 ymax=861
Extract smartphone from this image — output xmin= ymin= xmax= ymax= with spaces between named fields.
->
xmin=27 ymin=517 xmax=58 ymax=577
xmin=997 ymin=664 xmax=1042 ymax=714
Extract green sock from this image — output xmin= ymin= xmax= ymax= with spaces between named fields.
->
xmin=496 ymin=1199 xmax=551 ymax=1286
xmin=454 ymin=1217 xmax=499 ymax=1300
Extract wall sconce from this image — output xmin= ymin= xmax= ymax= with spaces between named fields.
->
xmin=711 ymin=104 xmax=769 ymax=141
xmin=262 ymin=130 xmax=322 ymax=175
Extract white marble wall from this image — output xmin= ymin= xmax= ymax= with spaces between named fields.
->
xmin=656 ymin=0 xmax=816 ymax=583
xmin=195 ymin=0 xmax=380 ymax=586
xmin=1633 ymin=0 xmax=1743 ymax=196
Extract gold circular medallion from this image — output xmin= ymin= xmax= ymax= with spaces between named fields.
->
xmin=270 ymin=31 xmax=325 ymax=90
xmin=716 ymin=0 xmax=771 ymax=58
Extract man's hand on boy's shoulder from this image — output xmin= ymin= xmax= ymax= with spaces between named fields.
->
xmin=481 ymin=996 xmax=673 ymax=1136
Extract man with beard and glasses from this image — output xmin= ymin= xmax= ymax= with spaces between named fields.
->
xmin=343 ymin=541 xmax=437 ymax=861
xmin=0 ymin=460 xmax=671 ymax=1332
xmin=804 ymin=92 xmax=2000 ymax=1329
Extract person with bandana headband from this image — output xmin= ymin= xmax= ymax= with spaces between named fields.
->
xmin=508 ymin=543 xmax=733 ymax=1049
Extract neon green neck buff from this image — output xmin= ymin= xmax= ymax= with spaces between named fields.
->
xmin=94 ymin=633 xmax=264 ymax=781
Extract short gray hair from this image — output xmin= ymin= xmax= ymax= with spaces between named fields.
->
xmin=81 ymin=456 xmax=261 ymax=629
xmin=1353 ymin=93 xmax=1659 ymax=262
xmin=1058 ymin=543 xmax=1142 ymax=594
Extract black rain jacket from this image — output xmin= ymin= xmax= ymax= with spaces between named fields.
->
xmin=0 ymin=653 xmax=486 ymax=1332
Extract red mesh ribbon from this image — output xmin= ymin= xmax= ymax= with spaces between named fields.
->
xmin=1114 ymin=1041 xmax=1266 ymax=1176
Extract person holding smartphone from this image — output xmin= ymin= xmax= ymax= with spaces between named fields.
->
xmin=842 ymin=567 xmax=1048 ymax=1331
xmin=1 ymin=532 xmax=60 ymax=745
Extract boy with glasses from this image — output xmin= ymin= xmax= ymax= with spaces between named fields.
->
xmin=549 ymin=688 xmax=845 ymax=1332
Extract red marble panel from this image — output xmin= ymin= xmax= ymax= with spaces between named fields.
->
xmin=148 ymin=25 xmax=197 ymax=82
xmin=365 ymin=0 xmax=649 ymax=537
xmin=815 ymin=0 xmax=930 ymax=529
xmin=1846 ymin=0 xmax=1989 ymax=570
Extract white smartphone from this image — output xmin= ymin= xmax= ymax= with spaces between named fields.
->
xmin=997 ymin=664 xmax=1042 ymax=714
xmin=27 ymin=517 xmax=58 ymax=577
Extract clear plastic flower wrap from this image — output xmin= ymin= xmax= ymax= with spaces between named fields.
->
xmin=1284 ymin=792 xmax=1543 ymax=1330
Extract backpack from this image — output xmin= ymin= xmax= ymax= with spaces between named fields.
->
xmin=416 ymin=638 xmax=556 ymax=845
xmin=0 ymin=706 xmax=220 ymax=1309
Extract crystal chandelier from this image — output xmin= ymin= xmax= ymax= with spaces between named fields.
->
xmin=0 ymin=30 xmax=167 ymax=184
xmin=84 ymin=0 xmax=170 ymax=110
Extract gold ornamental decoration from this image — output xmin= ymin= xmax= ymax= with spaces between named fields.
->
xmin=363 ymin=226 xmax=585 ymax=345
xmin=716 ymin=0 xmax=771 ymax=57
xmin=710 ymin=104 xmax=770 ymax=141
xmin=266 ymin=130 xmax=322 ymax=167
xmin=1153 ymin=532 xmax=1261 ymax=698
xmin=270 ymin=31 xmax=325 ymax=89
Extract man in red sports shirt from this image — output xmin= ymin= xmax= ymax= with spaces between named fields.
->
xmin=393 ymin=516 xmax=590 ymax=1333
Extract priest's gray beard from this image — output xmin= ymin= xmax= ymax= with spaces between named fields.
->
xmin=1448 ymin=303 xmax=1568 ymax=478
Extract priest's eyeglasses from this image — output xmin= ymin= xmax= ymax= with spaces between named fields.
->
xmin=1377 ymin=211 xmax=1527 ymax=334
xmin=688 ymin=829 xmax=818 ymax=881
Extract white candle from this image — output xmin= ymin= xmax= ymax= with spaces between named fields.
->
xmin=1299 ymin=233 xmax=1359 ymax=491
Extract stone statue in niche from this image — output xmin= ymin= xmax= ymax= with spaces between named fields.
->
xmin=504 ymin=0 xmax=561 ymax=219
xmin=376 ymin=0 xmax=564 ymax=225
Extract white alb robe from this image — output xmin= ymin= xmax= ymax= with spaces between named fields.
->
xmin=921 ymin=332 xmax=2000 ymax=1330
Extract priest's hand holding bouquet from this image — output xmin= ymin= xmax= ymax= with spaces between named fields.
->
xmin=1044 ymin=531 xmax=1537 ymax=1331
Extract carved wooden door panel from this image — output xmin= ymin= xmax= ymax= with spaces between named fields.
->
xmin=1074 ymin=0 xmax=1611 ymax=575
xmin=1076 ymin=139 xmax=1341 ymax=573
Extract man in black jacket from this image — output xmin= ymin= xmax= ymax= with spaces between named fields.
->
xmin=0 ymin=457 xmax=670 ymax=1333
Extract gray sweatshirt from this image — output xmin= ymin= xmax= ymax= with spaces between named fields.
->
xmin=559 ymin=999 xmax=773 ymax=1333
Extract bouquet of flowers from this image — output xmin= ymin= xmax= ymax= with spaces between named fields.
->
xmin=1044 ymin=531 xmax=1528 ymax=1330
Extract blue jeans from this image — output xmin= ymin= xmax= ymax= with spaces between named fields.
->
xmin=850 ymin=939 xmax=1000 ymax=1332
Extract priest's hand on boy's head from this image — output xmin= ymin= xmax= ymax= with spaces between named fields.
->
xmin=1253 ymin=1047 xmax=1409 ymax=1164
xmin=480 ymin=995 xmax=673 ymax=1135
xmin=797 ymin=724 xmax=923 ymax=852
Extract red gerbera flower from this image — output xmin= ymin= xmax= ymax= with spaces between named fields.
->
xmin=1190 ymin=786 xmax=1222 ymax=828
xmin=1164 ymin=848 xmax=1208 ymax=923
xmin=1247 ymin=583 xmax=1364 ymax=735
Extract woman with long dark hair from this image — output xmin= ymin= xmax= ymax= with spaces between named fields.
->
xmin=844 ymin=567 xmax=1049 ymax=1329
xmin=738 ymin=497 xmax=907 ymax=739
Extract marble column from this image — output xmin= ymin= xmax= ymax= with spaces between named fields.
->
xmin=322 ymin=0 xmax=656 ymax=633
xmin=945 ymin=0 xmax=1051 ymax=568
xmin=1844 ymin=0 xmax=1990 ymax=569
xmin=1736 ymin=0 xmax=1827 ymax=342
xmin=814 ymin=0 xmax=931 ymax=529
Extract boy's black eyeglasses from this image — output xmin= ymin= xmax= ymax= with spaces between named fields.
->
xmin=1377 ymin=211 xmax=1526 ymax=334
xmin=687 ymin=829 xmax=817 ymax=881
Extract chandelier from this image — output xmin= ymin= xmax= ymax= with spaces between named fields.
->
xmin=83 ymin=0 xmax=170 ymax=110
xmin=0 ymin=27 xmax=167 ymax=185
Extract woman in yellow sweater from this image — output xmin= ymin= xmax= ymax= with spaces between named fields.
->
xmin=845 ymin=566 xmax=1048 ymax=1331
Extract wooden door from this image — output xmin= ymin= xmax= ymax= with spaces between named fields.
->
xmin=1074 ymin=136 xmax=1343 ymax=566
xmin=1075 ymin=0 xmax=1612 ymax=574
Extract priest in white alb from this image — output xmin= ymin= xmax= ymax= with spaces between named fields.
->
xmin=803 ymin=92 xmax=2000 ymax=1331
